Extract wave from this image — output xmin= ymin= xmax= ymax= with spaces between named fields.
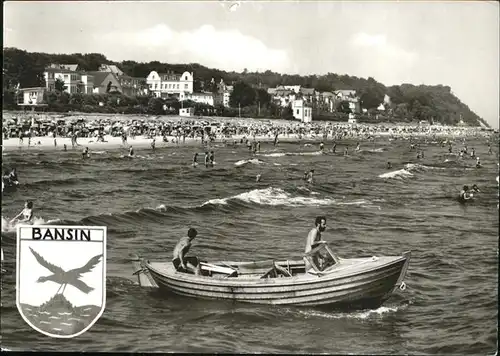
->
xmin=360 ymin=148 xmax=385 ymax=154
xmin=291 ymin=303 xmax=408 ymax=320
xmin=379 ymin=168 xmax=414 ymax=179
xmin=234 ymin=158 xmax=265 ymax=166
xmin=1 ymin=216 xmax=57 ymax=233
xmin=201 ymin=187 xmax=337 ymax=207
xmin=23 ymin=176 xmax=98 ymax=189
xmin=259 ymin=151 xmax=324 ymax=157
xmin=259 ymin=152 xmax=286 ymax=157
xmin=1 ymin=188 xmax=381 ymax=230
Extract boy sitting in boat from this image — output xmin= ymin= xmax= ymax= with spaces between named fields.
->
xmin=172 ymin=228 xmax=201 ymax=275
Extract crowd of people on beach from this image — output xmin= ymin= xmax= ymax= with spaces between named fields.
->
xmin=2 ymin=112 xmax=494 ymax=147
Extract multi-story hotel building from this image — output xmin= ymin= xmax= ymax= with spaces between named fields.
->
xmin=146 ymin=70 xmax=194 ymax=98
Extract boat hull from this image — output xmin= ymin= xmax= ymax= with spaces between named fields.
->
xmin=142 ymin=252 xmax=410 ymax=309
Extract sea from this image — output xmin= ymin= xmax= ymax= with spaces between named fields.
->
xmin=1 ymin=136 xmax=498 ymax=354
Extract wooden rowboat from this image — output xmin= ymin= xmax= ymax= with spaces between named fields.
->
xmin=132 ymin=243 xmax=410 ymax=310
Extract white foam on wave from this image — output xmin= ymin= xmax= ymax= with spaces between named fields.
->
xmin=406 ymin=162 xmax=446 ymax=171
xmin=201 ymin=188 xmax=379 ymax=209
xmin=337 ymin=199 xmax=381 ymax=210
xmin=260 ymin=152 xmax=286 ymax=157
xmin=366 ymin=148 xmax=385 ymax=153
xmin=234 ymin=158 xmax=265 ymax=166
xmin=201 ymin=187 xmax=337 ymax=207
xmin=295 ymin=305 xmax=401 ymax=320
xmin=260 ymin=151 xmax=323 ymax=157
xmin=1 ymin=216 xmax=54 ymax=233
xmin=295 ymin=151 xmax=323 ymax=156
xmin=379 ymin=169 xmax=413 ymax=179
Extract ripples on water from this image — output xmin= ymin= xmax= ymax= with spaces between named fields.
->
xmin=1 ymin=137 xmax=498 ymax=353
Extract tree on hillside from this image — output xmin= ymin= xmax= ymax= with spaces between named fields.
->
xmin=229 ymin=81 xmax=256 ymax=107
xmin=147 ymin=97 xmax=164 ymax=115
xmin=281 ymin=105 xmax=294 ymax=120
xmin=336 ymin=100 xmax=352 ymax=113
xmin=55 ymin=78 xmax=66 ymax=92
xmin=255 ymin=88 xmax=271 ymax=107
xmin=359 ymin=88 xmax=384 ymax=110
xmin=3 ymin=48 xmax=46 ymax=89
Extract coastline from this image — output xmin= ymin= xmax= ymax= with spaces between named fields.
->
xmin=2 ymin=131 xmax=466 ymax=153
xmin=2 ymin=111 xmax=491 ymax=153
xmin=1 ymin=134 xmax=309 ymax=152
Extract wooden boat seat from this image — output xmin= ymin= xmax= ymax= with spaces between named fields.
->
xmin=200 ymin=262 xmax=238 ymax=277
xmin=260 ymin=261 xmax=292 ymax=279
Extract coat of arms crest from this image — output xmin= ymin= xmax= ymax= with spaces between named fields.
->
xmin=16 ymin=225 xmax=106 ymax=338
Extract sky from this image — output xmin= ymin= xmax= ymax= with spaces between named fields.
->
xmin=3 ymin=1 xmax=499 ymax=128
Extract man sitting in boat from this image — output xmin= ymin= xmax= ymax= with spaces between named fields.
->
xmin=304 ymin=216 xmax=327 ymax=271
xmin=172 ymin=228 xmax=200 ymax=275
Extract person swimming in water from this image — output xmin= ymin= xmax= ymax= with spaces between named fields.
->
xmin=273 ymin=132 xmax=279 ymax=146
xmin=307 ymin=169 xmax=315 ymax=184
xmin=151 ymin=138 xmax=156 ymax=151
xmin=7 ymin=168 xmax=18 ymax=184
xmin=82 ymin=147 xmax=89 ymax=159
xmin=204 ymin=152 xmax=209 ymax=168
xmin=209 ymin=151 xmax=215 ymax=167
xmin=387 ymin=162 xmax=392 ymax=169
xmin=475 ymin=157 xmax=482 ymax=168
xmin=128 ymin=146 xmax=134 ymax=157
xmin=2 ymin=168 xmax=19 ymax=190
xmin=256 ymin=174 xmax=262 ymax=182
xmin=319 ymin=141 xmax=325 ymax=152
xmin=355 ymin=142 xmax=360 ymax=152
xmin=192 ymin=152 xmax=198 ymax=167
xmin=11 ymin=201 xmax=34 ymax=224
xmin=459 ymin=185 xmax=474 ymax=203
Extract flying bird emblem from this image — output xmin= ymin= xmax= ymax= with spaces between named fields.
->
xmin=29 ymin=247 xmax=103 ymax=296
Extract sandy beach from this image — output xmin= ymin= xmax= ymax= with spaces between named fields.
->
xmin=1 ymin=133 xmax=311 ymax=152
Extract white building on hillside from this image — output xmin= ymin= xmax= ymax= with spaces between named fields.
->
xmin=147 ymin=70 xmax=194 ymax=97
xmin=292 ymin=99 xmax=312 ymax=123
xmin=17 ymin=87 xmax=48 ymax=107
xmin=222 ymin=86 xmax=233 ymax=107
xmin=180 ymin=107 xmax=195 ymax=117
xmin=180 ymin=92 xmax=215 ymax=106
xmin=283 ymin=85 xmax=301 ymax=93
xmin=44 ymin=66 xmax=94 ymax=94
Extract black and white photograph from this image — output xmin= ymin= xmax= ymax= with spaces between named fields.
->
xmin=1 ymin=0 xmax=498 ymax=353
